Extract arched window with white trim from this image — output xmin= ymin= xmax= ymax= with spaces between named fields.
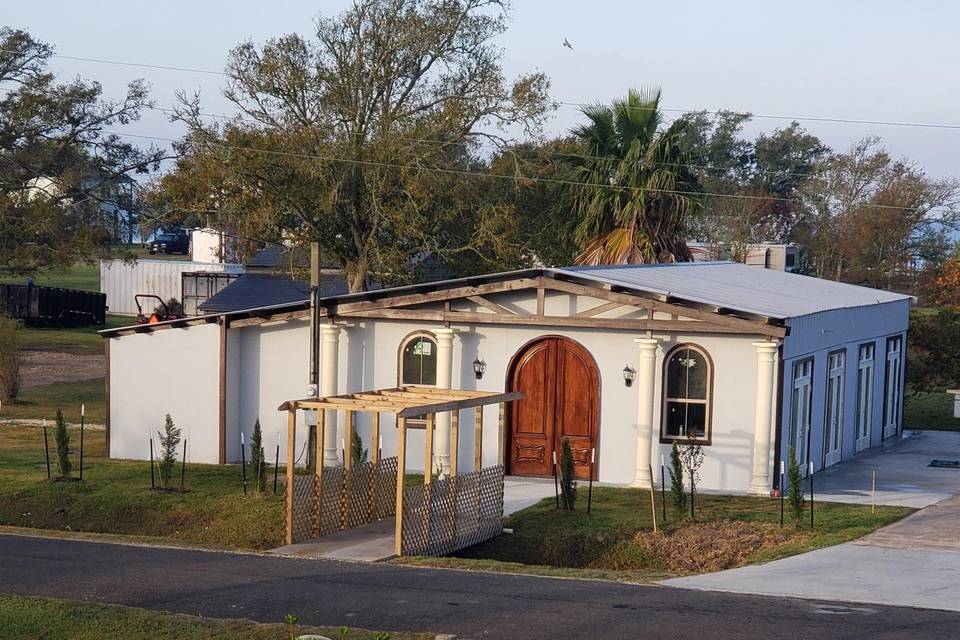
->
xmin=399 ymin=332 xmax=438 ymax=387
xmin=661 ymin=344 xmax=713 ymax=443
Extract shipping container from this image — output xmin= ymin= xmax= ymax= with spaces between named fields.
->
xmin=100 ymin=259 xmax=244 ymax=315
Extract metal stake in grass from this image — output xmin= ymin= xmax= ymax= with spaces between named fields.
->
xmin=240 ymin=432 xmax=248 ymax=495
xmin=180 ymin=438 xmax=187 ymax=491
xmin=79 ymin=403 xmax=85 ymax=481
xmin=660 ymin=454 xmax=666 ymax=525
xmin=148 ymin=437 xmax=156 ymax=490
xmin=587 ymin=448 xmax=595 ymax=513
xmin=42 ymin=420 xmax=51 ymax=479
xmin=273 ymin=432 xmax=280 ymax=495
xmin=808 ymin=460 xmax=815 ymax=528
xmin=871 ymin=470 xmax=876 ymax=515
xmin=552 ymin=450 xmax=559 ymax=509
xmin=779 ymin=459 xmax=785 ymax=527
xmin=648 ymin=464 xmax=658 ymax=533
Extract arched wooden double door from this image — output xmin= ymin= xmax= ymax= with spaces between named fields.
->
xmin=507 ymin=336 xmax=600 ymax=480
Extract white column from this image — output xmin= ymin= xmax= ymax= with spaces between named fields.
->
xmin=320 ymin=324 xmax=341 ymax=467
xmin=434 ymin=328 xmax=456 ymax=475
xmin=748 ymin=341 xmax=779 ymax=495
xmin=632 ymin=338 xmax=659 ymax=488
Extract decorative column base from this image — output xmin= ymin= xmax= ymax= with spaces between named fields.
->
xmin=631 ymin=467 xmax=653 ymax=489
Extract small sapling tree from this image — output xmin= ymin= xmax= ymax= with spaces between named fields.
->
xmin=53 ymin=409 xmax=71 ymax=479
xmin=559 ymin=437 xmax=577 ymax=510
xmin=250 ymin=419 xmax=266 ymax=493
xmin=157 ymin=414 xmax=181 ymax=490
xmin=679 ymin=440 xmax=705 ymax=518
xmin=670 ymin=440 xmax=686 ymax=514
xmin=787 ymin=446 xmax=805 ymax=525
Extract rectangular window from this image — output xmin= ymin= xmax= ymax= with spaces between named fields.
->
xmin=789 ymin=358 xmax=813 ymax=473
xmin=855 ymin=343 xmax=875 ymax=452
xmin=883 ymin=336 xmax=903 ymax=440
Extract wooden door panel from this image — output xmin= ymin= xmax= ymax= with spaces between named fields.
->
xmin=509 ymin=337 xmax=600 ymax=480
xmin=509 ymin=340 xmax=555 ymax=476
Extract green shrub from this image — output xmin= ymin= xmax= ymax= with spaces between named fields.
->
xmin=351 ymin=425 xmax=368 ymax=467
xmin=787 ymin=446 xmax=805 ymax=525
xmin=53 ymin=409 xmax=71 ymax=479
xmin=157 ymin=414 xmax=180 ymax=489
xmin=559 ymin=437 xmax=577 ymax=510
xmin=250 ymin=419 xmax=266 ymax=493
xmin=670 ymin=441 xmax=686 ymax=514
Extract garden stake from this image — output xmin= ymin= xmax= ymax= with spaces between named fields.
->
xmin=273 ymin=443 xmax=280 ymax=495
xmin=149 ymin=437 xmax=155 ymax=489
xmin=809 ymin=461 xmax=815 ymax=528
xmin=79 ymin=404 xmax=84 ymax=481
xmin=648 ymin=464 xmax=657 ymax=533
xmin=587 ymin=448 xmax=595 ymax=513
xmin=871 ymin=470 xmax=876 ymax=514
xmin=779 ymin=460 xmax=785 ymax=527
xmin=180 ymin=438 xmax=187 ymax=491
xmin=42 ymin=423 xmax=51 ymax=479
xmin=240 ymin=432 xmax=248 ymax=495
xmin=689 ymin=468 xmax=695 ymax=519
xmin=552 ymin=450 xmax=559 ymax=509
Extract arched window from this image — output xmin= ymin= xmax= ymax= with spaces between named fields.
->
xmin=399 ymin=332 xmax=438 ymax=386
xmin=661 ymin=344 xmax=713 ymax=443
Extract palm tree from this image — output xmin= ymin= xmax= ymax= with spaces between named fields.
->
xmin=564 ymin=88 xmax=701 ymax=265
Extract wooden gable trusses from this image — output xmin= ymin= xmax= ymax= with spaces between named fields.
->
xmin=320 ymin=274 xmax=787 ymax=339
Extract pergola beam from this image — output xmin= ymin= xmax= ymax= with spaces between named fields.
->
xmin=278 ymin=387 xmax=521 ymax=418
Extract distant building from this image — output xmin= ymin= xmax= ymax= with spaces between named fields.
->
xmin=689 ymin=242 xmax=802 ymax=273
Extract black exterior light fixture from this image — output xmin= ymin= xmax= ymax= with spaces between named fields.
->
xmin=623 ymin=365 xmax=636 ymax=387
xmin=473 ymin=357 xmax=487 ymax=380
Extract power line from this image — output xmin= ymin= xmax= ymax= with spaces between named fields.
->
xmin=105 ymin=129 xmax=957 ymax=216
xmin=8 ymin=47 xmax=960 ymax=132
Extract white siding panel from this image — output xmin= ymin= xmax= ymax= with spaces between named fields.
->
xmin=100 ymin=259 xmax=244 ymax=316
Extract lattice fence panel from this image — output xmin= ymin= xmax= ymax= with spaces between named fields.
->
xmin=318 ymin=466 xmax=344 ymax=536
xmin=372 ymin=457 xmax=398 ymax=521
xmin=286 ymin=475 xmax=318 ymax=544
xmin=401 ymin=465 xmax=504 ymax=556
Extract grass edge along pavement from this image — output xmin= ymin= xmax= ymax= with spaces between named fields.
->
xmin=0 ymin=593 xmax=431 ymax=640
xmin=393 ymin=487 xmax=912 ymax=583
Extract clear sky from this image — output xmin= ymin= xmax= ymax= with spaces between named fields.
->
xmin=6 ymin=1 xmax=959 ymax=177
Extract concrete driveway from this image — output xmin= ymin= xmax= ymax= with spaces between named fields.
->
xmin=664 ymin=430 xmax=960 ymax=611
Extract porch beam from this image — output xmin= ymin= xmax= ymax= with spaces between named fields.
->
xmin=399 ymin=391 xmax=523 ymax=418
xmin=320 ymin=278 xmax=541 ymax=316
xmin=466 ymin=295 xmax=518 ymax=316
xmin=574 ymin=301 xmax=623 ymax=318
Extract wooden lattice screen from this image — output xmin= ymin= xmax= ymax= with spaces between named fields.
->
xmin=285 ymin=456 xmax=398 ymax=544
xmin=401 ymin=464 xmax=505 ymax=556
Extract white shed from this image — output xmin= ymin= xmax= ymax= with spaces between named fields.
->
xmin=100 ymin=263 xmax=910 ymax=494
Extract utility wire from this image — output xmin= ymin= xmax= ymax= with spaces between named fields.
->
xmin=6 ymin=47 xmax=960 ymax=131
xmin=104 ymin=129 xmax=958 ymax=216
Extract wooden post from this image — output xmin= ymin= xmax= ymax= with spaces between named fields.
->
xmin=218 ymin=317 xmax=228 ymax=464
xmin=424 ymin=413 xmax=435 ymax=485
xmin=285 ymin=409 xmax=296 ymax=545
xmin=449 ymin=410 xmax=459 ymax=477
xmin=394 ymin=416 xmax=407 ymax=556
xmin=104 ymin=337 xmax=111 ymax=458
xmin=369 ymin=411 xmax=380 ymax=522
xmin=315 ymin=409 xmax=325 ymax=537
xmin=474 ymin=406 xmax=483 ymax=472
xmin=344 ymin=410 xmax=354 ymax=470
xmin=497 ymin=402 xmax=506 ymax=467
xmin=371 ymin=412 xmax=381 ymax=464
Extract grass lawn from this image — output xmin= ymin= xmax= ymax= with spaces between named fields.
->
xmin=16 ymin=314 xmax=127 ymax=355
xmin=399 ymin=487 xmax=912 ymax=582
xmin=904 ymin=391 xmax=960 ymax=431
xmin=1 ymin=378 xmax=105 ymax=424
xmin=0 ymin=423 xmax=285 ymax=550
xmin=0 ymin=594 xmax=428 ymax=640
xmin=0 ymin=263 xmax=101 ymax=292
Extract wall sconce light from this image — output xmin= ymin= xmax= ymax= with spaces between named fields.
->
xmin=622 ymin=365 xmax=636 ymax=387
xmin=473 ymin=358 xmax=487 ymax=380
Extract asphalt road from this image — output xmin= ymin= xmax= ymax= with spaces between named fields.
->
xmin=0 ymin=533 xmax=957 ymax=639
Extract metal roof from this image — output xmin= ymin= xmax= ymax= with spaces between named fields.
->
xmin=558 ymin=262 xmax=912 ymax=319
xmin=199 ymin=273 xmax=345 ymax=314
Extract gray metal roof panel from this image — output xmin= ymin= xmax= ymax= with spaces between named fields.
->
xmin=557 ymin=262 xmax=911 ymax=319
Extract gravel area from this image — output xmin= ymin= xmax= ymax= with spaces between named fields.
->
xmin=19 ymin=350 xmax=104 ymax=388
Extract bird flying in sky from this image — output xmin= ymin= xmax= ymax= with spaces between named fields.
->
xmin=563 ymin=37 xmax=574 ymax=50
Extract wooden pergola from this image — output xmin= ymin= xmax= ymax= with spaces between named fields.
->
xmin=279 ymin=386 xmax=522 ymax=554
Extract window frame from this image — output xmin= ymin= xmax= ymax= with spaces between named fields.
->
xmin=789 ymin=357 xmax=814 ymax=471
xmin=855 ymin=342 xmax=875 ymax=451
xmin=659 ymin=343 xmax=714 ymax=445
xmin=397 ymin=331 xmax=439 ymax=425
xmin=882 ymin=335 xmax=903 ymax=440
xmin=822 ymin=349 xmax=846 ymax=467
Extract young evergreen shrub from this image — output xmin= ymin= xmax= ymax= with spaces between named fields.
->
xmin=669 ymin=440 xmax=686 ymax=513
xmin=54 ymin=408 xmax=71 ymax=479
xmin=559 ymin=437 xmax=577 ymax=510
xmin=157 ymin=414 xmax=181 ymax=489
xmin=350 ymin=426 xmax=368 ymax=467
xmin=250 ymin=419 xmax=266 ymax=492
xmin=787 ymin=446 xmax=805 ymax=525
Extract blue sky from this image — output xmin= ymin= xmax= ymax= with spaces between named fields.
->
xmin=6 ymin=1 xmax=959 ymax=177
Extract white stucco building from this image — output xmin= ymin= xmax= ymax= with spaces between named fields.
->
xmin=100 ymin=263 xmax=910 ymax=494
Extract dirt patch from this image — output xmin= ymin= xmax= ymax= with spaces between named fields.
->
xmin=19 ymin=351 xmax=103 ymax=388
xmin=634 ymin=520 xmax=803 ymax=573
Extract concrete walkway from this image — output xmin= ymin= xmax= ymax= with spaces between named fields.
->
xmin=272 ymin=475 xmax=555 ymax=561
xmin=664 ymin=430 xmax=960 ymax=611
